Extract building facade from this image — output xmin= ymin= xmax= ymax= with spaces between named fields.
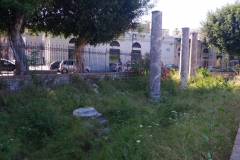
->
xmin=0 ymin=29 xmax=223 ymax=72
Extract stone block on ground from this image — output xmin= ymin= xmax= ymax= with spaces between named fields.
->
xmin=73 ymin=106 xmax=101 ymax=118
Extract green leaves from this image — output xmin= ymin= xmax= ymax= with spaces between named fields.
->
xmin=26 ymin=0 xmax=154 ymax=46
xmin=201 ymin=2 xmax=240 ymax=57
xmin=199 ymin=96 xmax=225 ymax=160
xmin=0 ymin=0 xmax=53 ymax=33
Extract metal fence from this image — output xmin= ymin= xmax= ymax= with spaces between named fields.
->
xmin=0 ymin=42 xmax=237 ymax=76
xmin=0 ymin=42 xmax=132 ymax=75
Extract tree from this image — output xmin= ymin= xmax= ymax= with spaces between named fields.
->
xmin=26 ymin=0 xmax=155 ymax=72
xmin=201 ymin=2 xmax=240 ymax=63
xmin=0 ymin=0 xmax=52 ymax=75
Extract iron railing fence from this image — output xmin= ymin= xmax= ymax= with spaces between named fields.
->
xmin=0 ymin=42 xmax=237 ymax=76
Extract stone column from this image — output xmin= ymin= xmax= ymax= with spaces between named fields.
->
xmin=150 ymin=11 xmax=162 ymax=100
xmin=179 ymin=28 xmax=190 ymax=88
xmin=189 ymin=32 xmax=198 ymax=78
xmin=105 ymin=48 xmax=108 ymax=72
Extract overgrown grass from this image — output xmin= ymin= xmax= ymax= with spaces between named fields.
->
xmin=0 ymin=70 xmax=240 ymax=160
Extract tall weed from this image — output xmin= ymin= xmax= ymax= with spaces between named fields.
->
xmin=0 ymin=71 xmax=239 ymax=159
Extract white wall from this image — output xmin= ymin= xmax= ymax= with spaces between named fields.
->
xmin=22 ymin=32 xmax=176 ymax=71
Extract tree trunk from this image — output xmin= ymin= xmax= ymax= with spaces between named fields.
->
xmin=75 ymin=38 xmax=87 ymax=73
xmin=9 ymin=14 xmax=28 ymax=75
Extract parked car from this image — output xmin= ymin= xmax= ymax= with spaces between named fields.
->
xmin=206 ymin=66 xmax=221 ymax=72
xmin=109 ymin=62 xmax=122 ymax=72
xmin=50 ymin=61 xmax=61 ymax=70
xmin=0 ymin=59 xmax=16 ymax=73
xmin=58 ymin=60 xmax=91 ymax=74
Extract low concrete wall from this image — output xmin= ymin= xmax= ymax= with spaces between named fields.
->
xmin=0 ymin=72 xmax=129 ymax=92
xmin=210 ymin=72 xmax=237 ymax=79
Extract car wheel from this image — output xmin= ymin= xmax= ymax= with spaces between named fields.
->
xmin=124 ymin=69 xmax=129 ymax=72
xmin=61 ymin=68 xmax=68 ymax=74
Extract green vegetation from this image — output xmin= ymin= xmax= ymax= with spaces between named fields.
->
xmin=0 ymin=0 xmax=53 ymax=75
xmin=0 ymin=0 xmax=155 ymax=74
xmin=27 ymin=0 xmax=155 ymax=72
xmin=201 ymin=1 xmax=240 ymax=61
xmin=0 ymin=70 xmax=240 ymax=159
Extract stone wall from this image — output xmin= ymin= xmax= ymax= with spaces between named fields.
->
xmin=210 ymin=72 xmax=237 ymax=79
xmin=0 ymin=72 xmax=128 ymax=92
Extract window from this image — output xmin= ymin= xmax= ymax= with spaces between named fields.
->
xmin=203 ymin=48 xmax=209 ymax=53
xmin=69 ymin=38 xmax=76 ymax=44
xmin=109 ymin=49 xmax=120 ymax=62
xmin=132 ymin=50 xmax=141 ymax=61
xmin=68 ymin=46 xmax=75 ymax=59
xmin=110 ymin=41 xmax=120 ymax=47
xmin=132 ymin=42 xmax=141 ymax=48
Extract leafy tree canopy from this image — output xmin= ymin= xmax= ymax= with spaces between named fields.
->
xmin=0 ymin=0 xmax=53 ymax=75
xmin=0 ymin=0 xmax=51 ymax=34
xmin=0 ymin=0 xmax=155 ymax=73
xmin=201 ymin=2 xmax=240 ymax=58
xmin=26 ymin=0 xmax=155 ymax=46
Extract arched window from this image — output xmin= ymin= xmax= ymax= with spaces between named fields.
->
xmin=110 ymin=41 xmax=120 ymax=47
xmin=132 ymin=42 xmax=141 ymax=48
xmin=203 ymin=48 xmax=209 ymax=53
xmin=69 ymin=38 xmax=76 ymax=44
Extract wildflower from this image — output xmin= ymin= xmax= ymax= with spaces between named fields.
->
xmin=149 ymin=135 xmax=152 ymax=137
xmin=156 ymin=124 xmax=159 ymax=126
xmin=139 ymin=135 xmax=142 ymax=137
xmin=148 ymin=125 xmax=152 ymax=128
xmin=169 ymin=117 xmax=172 ymax=120
xmin=139 ymin=125 xmax=143 ymax=128
xmin=11 ymin=130 xmax=14 ymax=132
xmin=136 ymin=140 xmax=141 ymax=143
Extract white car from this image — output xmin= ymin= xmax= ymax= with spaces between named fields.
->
xmin=206 ymin=66 xmax=221 ymax=72
xmin=59 ymin=60 xmax=91 ymax=74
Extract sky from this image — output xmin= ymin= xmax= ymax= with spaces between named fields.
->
xmin=141 ymin=0 xmax=238 ymax=35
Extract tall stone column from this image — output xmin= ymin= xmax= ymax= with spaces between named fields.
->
xmin=179 ymin=28 xmax=190 ymax=88
xmin=189 ymin=32 xmax=198 ymax=78
xmin=150 ymin=11 xmax=162 ymax=100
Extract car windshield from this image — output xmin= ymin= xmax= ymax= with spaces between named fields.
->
xmin=1 ymin=59 xmax=13 ymax=65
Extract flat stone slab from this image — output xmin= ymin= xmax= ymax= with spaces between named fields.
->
xmin=73 ymin=106 xmax=101 ymax=118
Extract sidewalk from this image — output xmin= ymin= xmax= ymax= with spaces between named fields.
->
xmin=230 ymin=125 xmax=240 ymax=160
